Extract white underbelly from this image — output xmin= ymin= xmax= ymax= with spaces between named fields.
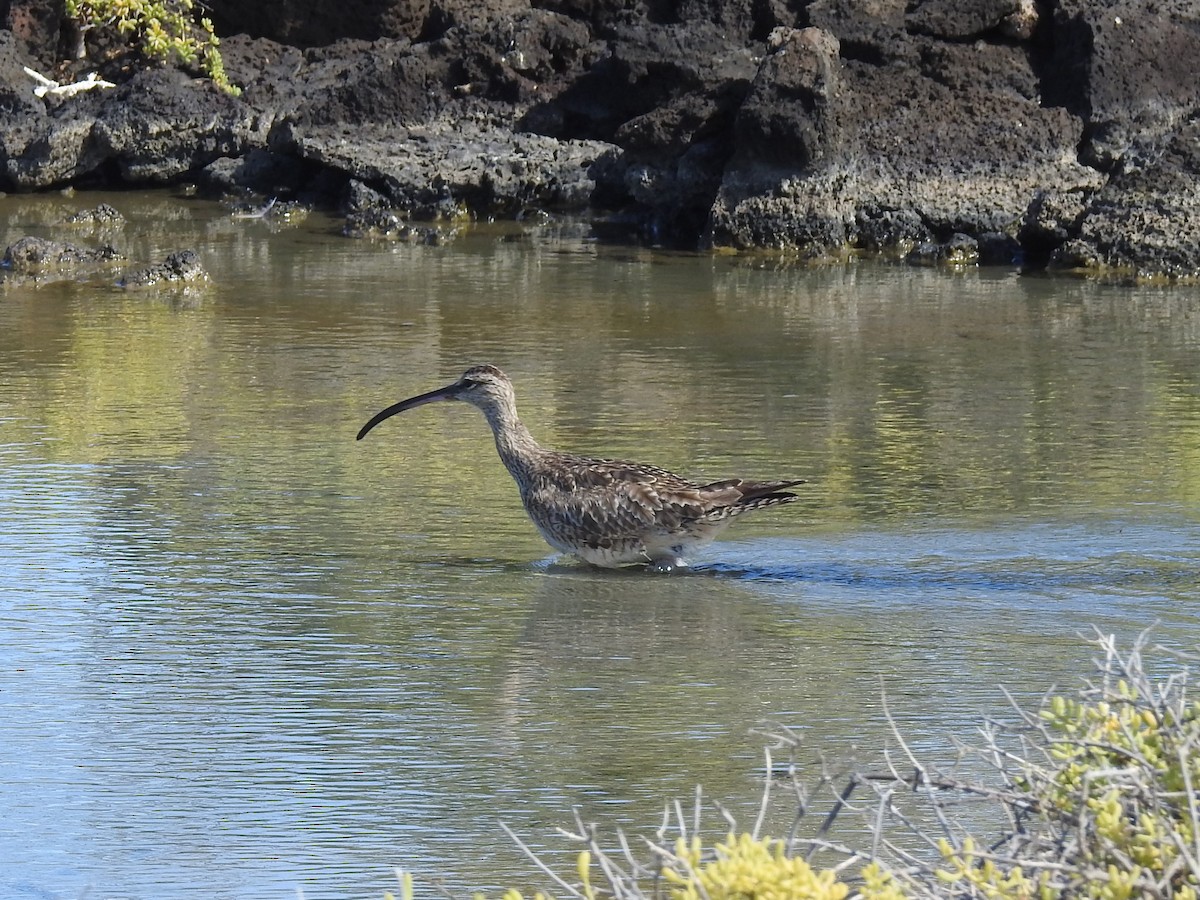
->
xmin=573 ymin=543 xmax=651 ymax=567
xmin=532 ymin=522 xmax=645 ymax=567
xmin=533 ymin=521 xmax=726 ymax=568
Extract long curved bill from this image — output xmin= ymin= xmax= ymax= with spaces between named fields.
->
xmin=356 ymin=381 xmax=462 ymax=440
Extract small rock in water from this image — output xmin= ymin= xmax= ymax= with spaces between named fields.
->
xmin=1048 ymin=239 xmax=1105 ymax=272
xmin=977 ymin=232 xmax=1023 ymax=266
xmin=119 ymin=250 xmax=207 ymax=287
xmin=906 ymin=233 xmax=979 ymax=267
xmin=3 ymin=236 xmax=122 ymax=275
xmin=342 ymin=208 xmax=457 ymax=244
xmin=65 ymin=203 xmax=125 ymax=226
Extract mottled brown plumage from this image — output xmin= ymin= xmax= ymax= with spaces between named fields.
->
xmin=357 ymin=365 xmax=803 ymax=569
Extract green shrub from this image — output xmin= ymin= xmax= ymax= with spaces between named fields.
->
xmin=64 ymin=0 xmax=240 ymax=96
xmin=929 ymin=637 xmax=1200 ymax=900
xmin=665 ymin=832 xmax=850 ymax=900
xmin=394 ymin=633 xmax=1199 ymax=900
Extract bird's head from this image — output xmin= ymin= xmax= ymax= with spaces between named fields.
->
xmin=356 ymin=365 xmax=516 ymax=440
xmin=450 ymin=365 xmax=516 ymax=410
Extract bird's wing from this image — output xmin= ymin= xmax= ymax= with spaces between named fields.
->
xmin=527 ymin=456 xmax=803 ymax=537
xmin=527 ymin=453 xmax=710 ymax=537
xmin=698 ymin=478 xmax=806 ymax=502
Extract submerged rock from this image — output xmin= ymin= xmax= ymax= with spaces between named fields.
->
xmin=977 ymin=232 xmax=1022 ymax=267
xmin=1049 ymin=239 xmax=1106 ymax=273
xmin=62 ymin=202 xmax=127 ymax=242
xmin=906 ymin=233 xmax=980 ymax=267
xmin=2 ymin=235 xmax=122 ymax=276
xmin=342 ymin=207 xmax=458 ymax=243
xmin=118 ymin=250 xmax=207 ymax=287
xmin=65 ymin=202 xmax=125 ymax=225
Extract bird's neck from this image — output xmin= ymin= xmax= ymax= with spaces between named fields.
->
xmin=481 ymin=402 xmax=541 ymax=482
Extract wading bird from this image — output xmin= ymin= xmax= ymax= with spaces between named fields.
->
xmin=357 ymin=365 xmax=803 ymax=570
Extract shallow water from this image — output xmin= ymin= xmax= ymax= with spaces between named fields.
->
xmin=1 ymin=192 xmax=1198 ymax=899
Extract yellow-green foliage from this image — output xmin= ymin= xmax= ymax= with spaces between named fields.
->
xmin=859 ymin=861 xmax=912 ymax=900
xmin=472 ymin=640 xmax=1198 ymax=900
xmin=490 ymin=839 xmax=851 ymax=900
xmin=64 ymin=0 xmax=240 ymax=95
xmin=664 ymin=832 xmax=850 ymax=900
xmin=475 ymin=853 xmax=588 ymax=900
xmin=1035 ymin=685 xmax=1200 ymax=899
xmin=935 ymin=836 xmax=1059 ymax=900
xmin=933 ymin=680 xmax=1200 ymax=900
xmin=384 ymin=869 xmax=414 ymax=900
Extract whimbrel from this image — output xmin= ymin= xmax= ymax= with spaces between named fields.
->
xmin=356 ymin=365 xmax=803 ymax=570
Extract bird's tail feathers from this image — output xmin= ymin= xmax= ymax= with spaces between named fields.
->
xmin=737 ymin=491 xmax=800 ymax=511
xmin=733 ymin=479 xmax=806 ymax=503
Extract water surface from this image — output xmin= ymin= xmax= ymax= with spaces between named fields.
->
xmin=1 ymin=193 xmax=1198 ymax=899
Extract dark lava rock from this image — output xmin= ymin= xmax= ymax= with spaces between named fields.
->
xmin=854 ymin=207 xmax=931 ymax=254
xmin=1048 ymin=0 xmax=1200 ymax=171
xmin=343 ymin=207 xmax=458 ymax=242
xmin=906 ymin=233 xmax=979 ymax=267
xmin=523 ymin=20 xmax=758 ymax=242
xmin=200 ymin=150 xmax=312 ymax=198
xmin=977 ymin=231 xmax=1022 ymax=266
xmin=205 ymin=0 xmax=431 ymax=46
xmin=278 ymin=38 xmax=448 ymax=129
xmin=905 ymin=0 xmax=1034 ymax=40
xmin=271 ymin=117 xmax=621 ymax=218
xmin=2 ymin=235 xmax=122 ymax=275
xmin=1 ymin=0 xmax=1199 ymax=277
xmin=0 ymin=29 xmax=46 ymax=117
xmin=4 ymin=67 xmax=264 ymax=190
xmin=91 ymin=71 xmax=264 ymax=184
xmin=3 ymin=0 xmax=61 ymax=66
xmin=707 ymin=24 xmax=1102 ymax=252
xmin=1019 ymin=190 xmax=1092 ymax=263
xmin=1049 ymin=239 xmax=1106 ymax=273
xmin=1068 ymin=120 xmax=1200 ymax=281
xmin=65 ymin=203 xmax=125 ymax=226
xmin=338 ymin=179 xmax=455 ymax=240
xmin=118 ymin=250 xmax=207 ymax=287
xmin=226 ymin=197 xmax=310 ymax=224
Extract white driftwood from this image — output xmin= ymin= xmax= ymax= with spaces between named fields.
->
xmin=24 ymin=66 xmax=115 ymax=99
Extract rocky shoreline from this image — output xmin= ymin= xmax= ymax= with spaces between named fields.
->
xmin=2 ymin=0 xmax=1198 ymax=281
